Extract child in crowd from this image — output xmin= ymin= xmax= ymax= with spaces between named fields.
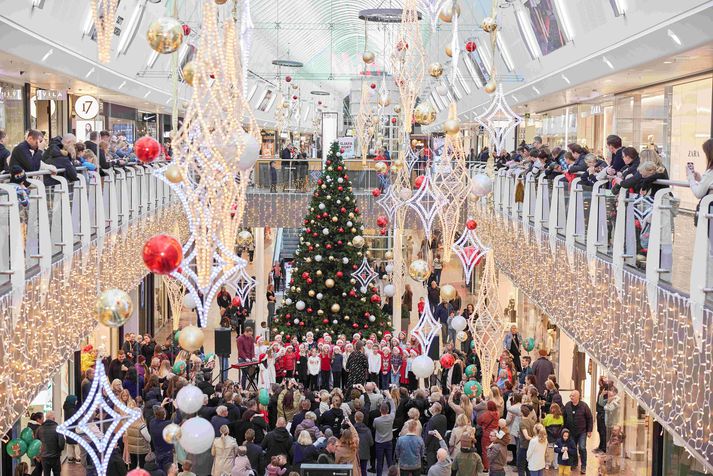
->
xmin=307 ymin=349 xmax=320 ymax=391
xmin=554 ymin=428 xmax=577 ymax=475
xmin=331 ymin=346 xmax=343 ymax=389
xmin=177 ymin=460 xmax=196 ymax=476
xmin=265 ymin=455 xmax=288 ymax=476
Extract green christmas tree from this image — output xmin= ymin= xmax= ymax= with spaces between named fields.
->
xmin=275 ymin=142 xmax=391 ymax=338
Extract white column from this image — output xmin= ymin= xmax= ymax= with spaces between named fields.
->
xmin=392 ymin=232 xmax=402 ymax=333
xmin=254 ymin=227 xmax=267 ymax=332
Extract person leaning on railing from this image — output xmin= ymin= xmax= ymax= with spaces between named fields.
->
xmin=609 ymin=147 xmax=641 ymax=195
xmin=42 ymin=133 xmax=79 ymax=187
xmin=687 ymin=138 xmax=713 ymax=226
xmin=9 ymin=129 xmax=58 ymax=175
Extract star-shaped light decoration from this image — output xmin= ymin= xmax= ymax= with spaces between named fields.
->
xmin=472 ymin=84 xmax=523 ymax=154
xmin=231 ymin=267 xmax=257 ymax=306
xmin=351 ymin=257 xmax=378 ymax=292
xmin=404 ymin=171 xmax=444 ymax=240
xmin=57 ymin=357 xmax=140 ymax=476
xmin=376 ymin=184 xmax=404 ymax=223
xmin=451 ymin=224 xmax=490 ymax=284
xmin=412 ymin=303 xmax=441 ymax=354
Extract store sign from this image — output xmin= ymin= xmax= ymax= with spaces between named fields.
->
xmin=36 ymin=89 xmax=66 ymax=101
xmin=590 ymin=105 xmax=602 ymax=115
xmin=0 ymin=86 xmax=22 ymax=100
xmin=338 ymin=137 xmax=355 ymax=158
xmin=75 ymin=95 xmax=100 ymax=119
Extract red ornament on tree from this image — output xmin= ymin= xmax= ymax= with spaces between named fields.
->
xmin=337 ymin=240 xmax=343 ymax=245
xmin=142 ymin=234 xmax=182 ymax=274
xmin=323 ymin=319 xmax=329 ymax=324
xmin=414 ymin=175 xmax=425 ymax=189
xmin=299 ymin=322 xmax=305 ymax=326
xmin=307 ymin=308 xmax=313 ymax=313
xmin=337 ymin=165 xmax=343 ymax=171
xmin=379 ymin=229 xmax=386 ymax=235
xmin=466 ymin=219 xmax=477 ymax=230
xmin=465 ymin=41 xmax=477 ymax=52
xmin=376 ymin=215 xmax=388 ymax=228
xmin=440 ymin=353 xmax=455 ymax=369
xmin=301 ymin=272 xmax=310 ymax=279
xmin=338 ymin=186 xmax=343 ymax=191
xmin=336 ymin=271 xmax=344 ymax=278
xmin=340 ymin=207 xmax=347 ymax=213
xmin=349 ymin=290 xmax=357 ymax=297
xmin=353 ymin=323 xmax=359 ymax=328
xmin=370 ymin=294 xmax=381 ymax=303
xmin=340 ymin=148 xmax=345 ymax=153
xmin=307 ymin=278 xmax=313 ymax=284
xmin=338 ymin=227 xmax=344 ymax=233
xmin=372 ymin=188 xmax=381 ymax=197
xmin=135 ymin=136 xmax=160 ymax=163
xmin=326 ymin=244 xmax=332 ymax=250
xmin=181 ymin=24 xmax=191 ymax=36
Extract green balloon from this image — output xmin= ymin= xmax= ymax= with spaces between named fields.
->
xmin=20 ymin=427 xmax=34 ymax=444
xmin=470 ymin=340 xmax=476 ymax=349
xmin=202 ymin=352 xmax=215 ymax=362
xmin=258 ymin=388 xmax=269 ymax=406
xmin=464 ymin=380 xmax=482 ymax=398
xmin=465 ymin=365 xmax=476 ymax=378
xmin=524 ymin=337 xmax=535 ymax=352
xmin=172 ymin=360 xmax=186 ymax=374
xmin=26 ymin=439 xmax=41 ymax=459
xmin=174 ymin=330 xmax=181 ymax=343
xmin=5 ymin=439 xmax=27 ymax=458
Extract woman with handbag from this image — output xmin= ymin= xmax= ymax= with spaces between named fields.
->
xmin=124 ymin=399 xmax=152 ymax=469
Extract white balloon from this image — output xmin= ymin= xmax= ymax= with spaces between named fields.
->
xmin=471 ymin=174 xmax=493 ymax=197
xmin=296 ymin=300 xmax=306 ymax=311
xmin=399 ymin=188 xmax=413 ymax=201
xmin=384 ymin=284 xmax=396 ymax=297
xmin=179 ymin=417 xmax=214 ymax=454
xmin=238 ymin=133 xmax=260 ymax=171
xmin=450 ymin=315 xmax=467 ymax=332
xmin=182 ymin=294 xmax=197 ymax=310
xmin=412 ymin=355 xmax=434 ymax=379
xmin=175 ymin=385 xmax=204 ymax=414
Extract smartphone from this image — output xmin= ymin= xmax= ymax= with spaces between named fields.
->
xmin=688 ymin=162 xmax=695 ymax=170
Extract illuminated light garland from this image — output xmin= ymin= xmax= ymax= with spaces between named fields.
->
xmin=474 ymin=207 xmax=713 ymax=472
xmin=91 ymin=0 xmax=119 ymax=63
xmin=451 ymin=225 xmax=489 ymax=284
xmin=402 ymin=171 xmax=444 ymax=241
xmin=472 ymin=84 xmax=522 ymax=155
xmin=57 ymin=356 xmax=141 ymax=476
xmin=412 ymin=303 xmax=441 ymax=355
xmin=354 ymin=82 xmax=376 ymax=165
xmin=351 ymin=257 xmax=379 ymax=292
xmin=163 ymin=275 xmax=185 ymax=331
xmin=392 ymin=0 xmax=426 ymax=134
xmin=228 ymin=267 xmax=257 ymax=307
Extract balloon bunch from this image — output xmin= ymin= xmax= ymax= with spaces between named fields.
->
xmin=6 ymin=427 xmax=42 ymax=459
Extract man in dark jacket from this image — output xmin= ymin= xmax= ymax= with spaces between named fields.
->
xmin=148 ymin=406 xmax=174 ymax=472
xmin=606 ymin=134 xmax=625 ymax=171
xmin=42 ymin=134 xmax=79 ymax=186
xmin=424 ymin=402 xmax=447 ymax=468
xmin=10 ymin=129 xmax=44 ymax=173
xmin=36 ymin=411 xmax=65 ymax=476
xmin=531 ymin=349 xmax=555 ymax=394
xmin=0 ymin=130 xmax=10 ymax=173
xmin=262 ymin=417 xmax=293 ymax=460
xmin=319 ymin=395 xmax=346 ymax=437
xmin=244 ymin=428 xmax=266 ymax=474
xmin=563 ymin=390 xmax=593 ymax=474
xmin=107 ymin=350 xmax=128 ymax=382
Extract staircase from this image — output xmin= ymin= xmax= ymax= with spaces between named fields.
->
xmin=279 ymin=228 xmax=301 ymax=261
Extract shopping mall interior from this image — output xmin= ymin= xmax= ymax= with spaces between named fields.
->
xmin=0 ymin=0 xmax=711 ymax=475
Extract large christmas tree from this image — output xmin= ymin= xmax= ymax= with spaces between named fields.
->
xmin=275 ymin=142 xmax=391 ymax=338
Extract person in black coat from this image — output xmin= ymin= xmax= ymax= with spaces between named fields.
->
xmin=261 ymin=417 xmax=294 ymax=461
xmin=36 ymin=412 xmax=65 ymax=476
xmin=423 ymin=402 xmax=447 ymax=468
xmin=606 ymin=134 xmax=625 ymax=171
xmin=62 ymin=396 xmax=81 ymax=462
xmin=611 ymin=147 xmax=641 ymax=195
xmin=10 ymin=130 xmax=44 ymax=173
xmin=0 ymin=130 xmax=10 ymax=173
xmin=107 ymin=351 xmax=128 ymax=382
xmin=42 ymin=135 xmax=79 ymax=186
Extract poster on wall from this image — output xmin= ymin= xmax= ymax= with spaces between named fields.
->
xmin=338 ymin=137 xmax=356 ymax=158
xmin=112 ymin=123 xmax=135 ymax=143
xmin=524 ymin=0 xmax=566 ymax=55
xmin=76 ymin=120 xmax=104 ymax=142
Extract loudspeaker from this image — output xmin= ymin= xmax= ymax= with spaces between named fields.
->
xmin=214 ymin=328 xmax=232 ymax=356
xmin=300 ymin=464 xmax=353 ymax=476
xmin=428 ymin=335 xmax=440 ymax=361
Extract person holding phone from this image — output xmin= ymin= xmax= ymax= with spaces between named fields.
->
xmin=687 ymin=139 xmax=713 ymax=225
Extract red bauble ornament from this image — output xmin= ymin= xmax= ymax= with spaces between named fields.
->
xmin=376 ymin=215 xmax=388 ymax=228
xmin=326 ymin=244 xmax=332 ymax=249
xmin=307 ymin=278 xmax=313 ymax=284
xmin=336 ymin=271 xmax=344 ymax=278
xmin=312 ymin=232 xmax=318 ymax=237
xmin=292 ymin=95 xmax=298 ymax=100
xmin=306 ymin=228 xmax=312 ymax=233
xmin=337 ymin=240 xmax=343 ymax=245
xmin=285 ymin=75 xmax=292 ymax=82
xmin=414 ymin=175 xmax=425 ymax=189
xmin=338 ymin=186 xmax=343 ymax=191
xmin=286 ymin=322 xmax=292 ymax=326
xmin=338 ymin=227 xmax=344 ymax=233
xmin=318 ymin=179 xmax=323 ymax=185
xmin=301 ymin=272 xmax=309 ymax=279
xmin=364 ymin=312 xmax=370 ymax=317
xmin=372 ymin=188 xmax=381 ymax=197
xmin=391 ymin=117 xmax=397 ymax=124
xmin=370 ymin=83 xmax=377 ymax=89
xmin=364 ymin=324 xmax=369 ymax=329
xmin=466 ymin=219 xmax=477 ymax=230
xmin=353 ymin=323 xmax=359 ymax=328
xmin=370 ymin=294 xmax=381 ymax=303
xmin=231 ymin=297 xmax=241 ymax=307
xmin=440 ymin=353 xmax=455 ymax=369
xmin=304 ymin=219 xmax=309 ymax=225
xmin=286 ymin=314 xmax=291 ymax=319
xmin=344 ymin=174 xmax=349 ymax=180
xmin=308 ymin=245 xmax=314 ymax=251
xmin=290 ymin=279 xmax=294 ymax=284
xmin=352 ymin=264 xmax=358 ymax=270
xmin=380 ymin=229 xmax=386 ymax=235
xmin=341 ymin=207 xmax=347 ymax=213
xmin=340 ymin=148 xmax=345 ymax=153
xmin=465 ymin=41 xmax=477 ymax=52
xmin=181 ymin=24 xmax=191 ymax=36
xmin=307 ymin=308 xmax=313 ymax=313
xmin=349 ymin=290 xmax=357 ymax=297
xmin=326 ymin=160 xmax=331 ymax=165
xmin=355 ymin=207 xmax=360 ymax=213
xmin=135 ymin=136 xmax=160 ymax=164
xmin=337 ymin=165 xmax=343 ymax=171
xmin=142 ymin=234 xmax=182 ymax=274
xmin=323 ymin=319 xmax=329 ymax=324
xmin=322 ymin=212 xmax=329 ymax=218
xmin=299 ymin=322 xmax=305 ymax=326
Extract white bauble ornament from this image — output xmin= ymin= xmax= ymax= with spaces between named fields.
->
xmin=285 ymin=298 xmax=293 ymax=305
xmin=347 ymin=221 xmax=353 ymax=227
xmin=323 ymin=228 xmax=329 ymax=235
xmin=360 ymin=286 xmax=367 ymax=293
xmin=450 ymin=315 xmax=467 ymax=332
xmin=296 ymin=300 xmax=306 ymax=311
xmin=316 ymin=293 xmax=324 ymax=300
xmin=315 ymin=255 xmax=322 ymax=262
xmin=338 ymin=178 xmax=344 ymax=183
xmin=384 ymin=284 xmax=396 ymax=297
xmin=238 ymin=133 xmax=260 ymax=171
xmin=319 ymin=203 xmax=326 ymax=210
xmin=369 ymin=314 xmax=376 ymax=322
xmin=294 ymin=318 xmax=300 ymax=324
xmin=342 ymin=257 xmax=349 ymax=264
xmin=182 ymin=294 xmax=197 ymax=310
xmin=175 ymin=385 xmax=204 ymax=414
xmin=413 ymin=355 xmax=435 ymax=379
xmin=162 ymin=423 xmax=182 ymax=444
xmin=179 ymin=417 xmax=214 ymax=454
xmin=471 ymin=175 xmax=493 ymax=197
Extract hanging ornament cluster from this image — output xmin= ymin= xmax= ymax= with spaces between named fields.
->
xmin=91 ymin=0 xmax=119 ymax=63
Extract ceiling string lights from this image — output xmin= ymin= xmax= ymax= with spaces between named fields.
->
xmin=91 ymin=0 xmax=119 ymax=63
xmin=354 ymin=82 xmax=375 ymax=165
xmin=391 ymin=0 xmax=425 ymax=134
xmin=155 ymin=1 xmax=261 ymax=327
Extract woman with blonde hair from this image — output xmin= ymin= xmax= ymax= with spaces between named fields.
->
xmin=527 ymin=423 xmax=548 ymax=476
xmin=290 ymin=430 xmax=319 ymax=468
xmin=335 ymin=420 xmax=361 ymax=476
xmin=123 ymin=399 xmax=150 ymax=469
xmin=448 ymin=413 xmax=472 ymax=460
xmin=212 ymin=425 xmax=238 ymax=476
xmin=490 ymin=386 xmax=505 ymax=417
xmin=400 ymin=407 xmax=422 ymax=436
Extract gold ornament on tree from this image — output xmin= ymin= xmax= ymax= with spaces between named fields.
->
xmin=331 ymin=303 xmax=341 ymax=313
xmin=147 ymin=17 xmax=184 ymax=54
xmin=165 ymin=164 xmax=185 ymax=184
xmin=445 ymin=45 xmax=453 ymax=57
xmin=325 ymin=278 xmax=336 ymax=288
xmin=90 ymin=0 xmax=119 ymax=63
xmin=236 ymin=230 xmax=254 ymax=247
xmin=352 ymin=236 xmax=365 ymax=248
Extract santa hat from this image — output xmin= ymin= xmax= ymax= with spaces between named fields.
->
xmin=383 ymin=332 xmax=392 ymax=340
xmin=409 ymin=350 xmax=418 ymax=356
xmin=256 ymin=336 xmax=264 ymax=345
xmin=382 ymin=347 xmax=391 ymax=353
xmin=336 ymin=339 xmax=345 ymax=346
xmin=353 ymin=333 xmax=361 ymax=340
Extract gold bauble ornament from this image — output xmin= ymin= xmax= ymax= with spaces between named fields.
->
xmin=385 ymin=251 xmax=394 ymax=260
xmin=308 ymin=290 xmax=316 ymax=297
xmin=318 ymin=309 xmax=324 ymax=316
xmin=484 ymin=80 xmax=497 ymax=94
xmin=408 ymin=260 xmax=430 ymax=282
xmin=95 ymin=289 xmax=133 ymax=328
xmin=378 ymin=96 xmax=391 ymax=107
xmin=178 ymin=325 xmax=205 ymax=352
xmin=165 ymin=164 xmax=185 ymax=183
xmin=214 ymin=0 xmax=229 ymax=4
xmin=456 ymin=330 xmax=469 ymax=342
xmin=428 ymin=62 xmax=444 ymax=78
xmin=325 ymin=278 xmax=335 ymax=288
xmin=362 ymin=50 xmax=376 ymax=64
xmin=440 ymin=284 xmax=457 ymax=301
xmin=352 ymin=236 xmax=365 ymax=248
xmin=391 ymin=160 xmax=404 ymax=172
xmin=445 ymin=45 xmax=453 ymax=57
xmin=146 ymin=17 xmax=184 ymax=54
xmin=444 ymin=119 xmax=461 ymax=135
xmin=162 ymin=423 xmax=182 ymax=444
xmin=393 ymin=105 xmax=401 ymax=114
xmin=374 ymin=161 xmax=388 ymax=174
xmin=331 ymin=303 xmax=341 ymax=313
xmin=182 ymin=61 xmax=196 ymax=86
xmin=481 ymin=16 xmax=498 ymax=33
xmin=438 ymin=4 xmax=461 ymax=23
xmin=414 ymin=102 xmax=437 ymax=125
xmin=236 ymin=230 xmax=253 ymax=246
xmin=332 ymin=216 xmax=338 ymax=222
xmin=316 ymin=270 xmax=323 ymax=277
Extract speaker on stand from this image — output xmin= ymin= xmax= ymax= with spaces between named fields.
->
xmin=214 ymin=328 xmax=232 ymax=383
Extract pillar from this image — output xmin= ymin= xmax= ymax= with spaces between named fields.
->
xmin=392 ymin=231 xmax=403 ymax=334
xmin=253 ymin=227 xmax=267 ymax=332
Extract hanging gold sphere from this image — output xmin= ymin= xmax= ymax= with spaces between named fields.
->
xmin=440 ymin=284 xmax=457 ymax=301
xmin=484 ymin=79 xmax=497 ymax=94
xmin=393 ymin=105 xmax=401 ymax=114
xmin=445 ymin=45 xmax=453 ymax=57
xmin=385 ymin=251 xmax=394 ymax=260
xmin=414 ymin=102 xmax=437 ymax=125
xmin=308 ymin=290 xmax=316 ymax=297
xmin=146 ymin=17 xmax=184 ymax=54
xmin=331 ymin=303 xmax=341 ymax=313
xmin=352 ymin=235 xmax=365 ymax=248
xmin=428 ymin=62 xmax=444 ymax=78
xmin=316 ymin=270 xmax=323 ymax=277
xmin=325 ymin=278 xmax=335 ymax=288
xmin=236 ymin=230 xmax=253 ymax=246
xmin=481 ymin=16 xmax=498 ymax=33
xmin=374 ymin=161 xmax=388 ymax=174
xmin=178 ymin=325 xmax=205 ymax=352
xmin=378 ymin=96 xmax=391 ymax=107
xmin=95 ymin=289 xmax=133 ymax=328
xmin=438 ymin=4 xmax=461 ymax=23
xmin=165 ymin=164 xmax=185 ymax=183
xmin=162 ymin=423 xmax=182 ymax=444
xmin=362 ymin=51 xmax=376 ymax=64
xmin=181 ymin=61 xmax=196 ymax=86
xmin=444 ymin=119 xmax=461 ymax=135
xmin=408 ymin=260 xmax=430 ymax=282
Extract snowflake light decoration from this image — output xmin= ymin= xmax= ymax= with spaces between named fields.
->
xmin=404 ymin=171 xmax=445 ymax=240
xmin=229 ymin=267 xmax=257 ymax=306
xmin=472 ymin=84 xmax=523 ymax=154
xmin=57 ymin=357 xmax=140 ymax=476
xmin=352 ymin=257 xmax=379 ymax=291
xmin=412 ymin=302 xmax=441 ymax=354
xmin=452 ymin=225 xmax=490 ymax=284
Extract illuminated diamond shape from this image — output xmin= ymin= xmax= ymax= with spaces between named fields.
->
xmin=472 ymin=84 xmax=522 ymax=155
xmin=451 ymin=227 xmax=490 ymax=285
xmin=412 ymin=304 xmax=441 ymax=354
xmin=352 ymin=258 xmax=379 ymax=291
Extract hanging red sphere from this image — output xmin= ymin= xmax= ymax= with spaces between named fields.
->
xmin=307 ymin=278 xmax=313 ymax=284
xmin=465 ymin=41 xmax=477 ymax=53
xmin=323 ymin=212 xmax=329 ymax=217
xmin=338 ymin=186 xmax=343 ymax=191
xmin=353 ymin=323 xmax=359 ymax=328
xmin=352 ymin=264 xmax=358 ymax=270
xmin=285 ymin=75 xmax=292 ymax=82
xmin=299 ymin=322 xmax=305 ymax=326
xmin=391 ymin=117 xmax=397 ymax=124
xmin=344 ymin=174 xmax=349 ymax=180
xmin=414 ymin=175 xmax=426 ymax=189
xmin=317 ymin=179 xmax=323 ymax=185
xmin=312 ymin=232 xmax=318 ymax=238
xmin=466 ymin=219 xmax=478 ymax=230
xmin=341 ymin=207 xmax=347 ymax=213
xmin=380 ymin=229 xmax=386 ymax=235
xmin=337 ymin=165 xmax=343 ymax=171
xmin=440 ymin=353 xmax=455 ymax=369
xmin=286 ymin=313 xmax=291 ymax=319
xmin=349 ymin=290 xmax=357 ymax=297
xmin=338 ymin=227 xmax=344 ymax=233
xmin=337 ymin=240 xmax=343 ymax=245
xmin=376 ymin=215 xmax=388 ymax=228
xmin=231 ymin=297 xmax=241 ymax=307
xmin=364 ymin=324 xmax=369 ymax=329
xmin=308 ymin=245 xmax=314 ymax=251
xmin=307 ymin=307 xmax=313 ymax=313
xmin=286 ymin=322 xmax=292 ymax=326
xmin=372 ymin=188 xmax=381 ymax=197
xmin=135 ymin=136 xmax=160 ymax=163
xmin=370 ymin=294 xmax=381 ymax=303
xmin=355 ymin=207 xmax=360 ymax=213
xmin=181 ymin=24 xmax=191 ymax=36
xmin=323 ymin=319 xmax=329 ymax=324
xmin=336 ymin=271 xmax=344 ymax=278
xmin=305 ymin=228 xmax=312 ymax=233
xmin=292 ymin=95 xmax=298 ymax=100
xmin=326 ymin=160 xmax=331 ymax=165
xmin=326 ymin=244 xmax=332 ymax=250
xmin=142 ymin=234 xmax=182 ymax=274
xmin=370 ymin=83 xmax=377 ymax=89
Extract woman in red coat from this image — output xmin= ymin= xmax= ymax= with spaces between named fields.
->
xmin=477 ymin=400 xmax=501 ymax=470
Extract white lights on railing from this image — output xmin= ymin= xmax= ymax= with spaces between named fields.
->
xmin=602 ymin=56 xmax=615 ymax=69
xmin=117 ymin=80 xmax=126 ymax=89
xmin=116 ymin=1 xmax=145 ymax=56
xmin=85 ymin=67 xmax=95 ymax=78
xmin=552 ymin=0 xmax=574 ymax=41
xmin=496 ymin=35 xmax=515 ymax=72
xmin=144 ymin=91 xmax=151 ymax=98
xmin=667 ymin=29 xmax=682 ymax=46
xmin=41 ymin=48 xmax=54 ymax=62
xmin=561 ymin=73 xmax=571 ymax=85
xmin=515 ymin=7 xmax=542 ymax=59
xmin=532 ymin=86 xmax=541 ymax=95
xmin=146 ymin=50 xmax=159 ymax=68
